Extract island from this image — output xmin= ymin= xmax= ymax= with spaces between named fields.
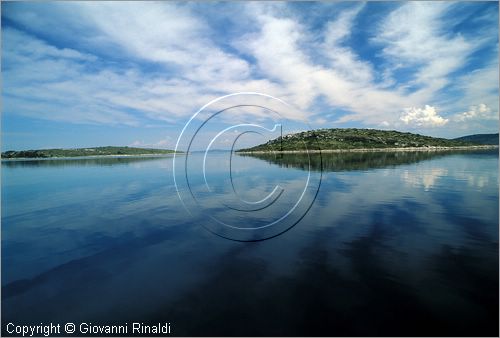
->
xmin=1 ymin=146 xmax=177 ymax=159
xmin=453 ymin=133 xmax=499 ymax=145
xmin=236 ymin=129 xmax=499 ymax=153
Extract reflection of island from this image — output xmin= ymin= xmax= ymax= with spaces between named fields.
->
xmin=238 ymin=149 xmax=497 ymax=172
xmin=1 ymin=156 xmax=169 ymax=168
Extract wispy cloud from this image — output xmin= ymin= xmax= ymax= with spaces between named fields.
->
xmin=453 ymin=104 xmax=497 ymax=122
xmin=1 ymin=1 xmax=498 ymax=147
xmin=375 ymin=3 xmax=473 ymax=91
xmin=129 ymin=136 xmax=173 ymax=149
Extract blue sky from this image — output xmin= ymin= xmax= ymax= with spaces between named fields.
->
xmin=1 ymin=1 xmax=498 ymax=151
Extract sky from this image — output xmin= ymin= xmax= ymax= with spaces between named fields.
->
xmin=1 ymin=1 xmax=499 ymax=151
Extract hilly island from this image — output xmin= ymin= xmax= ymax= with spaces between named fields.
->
xmin=237 ymin=129 xmax=498 ymax=153
xmin=1 ymin=130 xmax=497 ymax=159
xmin=1 ymin=146 xmax=176 ymax=159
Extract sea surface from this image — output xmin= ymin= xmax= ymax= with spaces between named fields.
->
xmin=2 ymin=150 xmax=498 ymax=336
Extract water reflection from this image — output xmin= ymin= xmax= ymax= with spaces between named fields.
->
xmin=240 ymin=149 xmax=497 ymax=171
xmin=2 ymin=151 xmax=498 ymax=336
xmin=402 ymin=167 xmax=449 ymax=191
xmin=1 ymin=155 xmax=171 ymax=168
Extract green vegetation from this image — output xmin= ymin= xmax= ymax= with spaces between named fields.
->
xmin=1 ymin=146 xmax=176 ymax=159
xmin=237 ymin=128 xmax=479 ymax=152
xmin=453 ymin=133 xmax=499 ymax=145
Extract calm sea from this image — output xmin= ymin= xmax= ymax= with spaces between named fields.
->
xmin=2 ymin=150 xmax=498 ymax=336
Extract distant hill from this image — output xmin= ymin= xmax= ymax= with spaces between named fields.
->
xmin=237 ymin=128 xmax=484 ymax=152
xmin=1 ymin=146 xmax=176 ymax=159
xmin=453 ymin=133 xmax=499 ymax=145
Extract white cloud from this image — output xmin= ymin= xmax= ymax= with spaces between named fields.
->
xmin=129 ymin=136 xmax=173 ymax=149
xmin=3 ymin=4 xmax=286 ymax=127
xmin=2 ymin=26 xmax=254 ymax=125
xmin=375 ymin=2 xmax=474 ymax=92
xmin=322 ymin=5 xmax=374 ymax=85
xmin=454 ymin=104 xmax=498 ymax=122
xmin=236 ymin=4 xmax=421 ymax=126
xmin=431 ymin=56 xmax=498 ymax=137
xmin=77 ymin=2 xmax=251 ymax=83
xmin=452 ymin=63 xmax=499 ymax=115
xmin=3 ymin=28 xmax=96 ymax=62
xmin=400 ymin=105 xmax=449 ymax=127
xmin=1 ymin=1 xmax=497 ymax=138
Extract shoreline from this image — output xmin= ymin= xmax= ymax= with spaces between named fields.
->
xmin=0 ymin=153 xmax=178 ymax=161
xmin=237 ymin=145 xmax=499 ymax=154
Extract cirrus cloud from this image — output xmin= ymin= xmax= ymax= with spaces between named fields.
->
xmin=1 ymin=1 xmax=498 ymax=150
